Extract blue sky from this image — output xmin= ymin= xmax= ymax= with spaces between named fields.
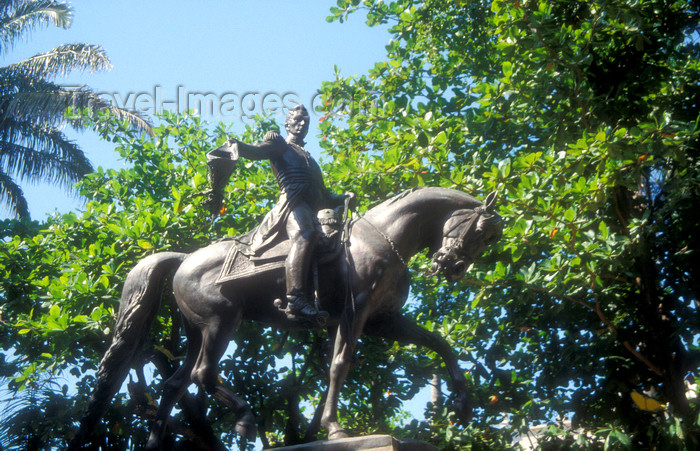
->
xmin=3 ymin=0 xmax=390 ymax=218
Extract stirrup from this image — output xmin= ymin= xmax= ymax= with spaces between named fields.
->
xmin=276 ymin=295 xmax=328 ymax=327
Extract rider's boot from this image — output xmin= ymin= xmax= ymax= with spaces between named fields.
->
xmin=282 ymin=289 xmax=328 ymax=326
xmin=278 ymin=226 xmax=328 ymax=326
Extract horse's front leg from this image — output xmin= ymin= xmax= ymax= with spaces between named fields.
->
xmin=364 ymin=314 xmax=473 ymax=422
xmin=320 ymin=293 xmax=371 ymax=439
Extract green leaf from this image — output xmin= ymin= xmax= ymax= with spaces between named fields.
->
xmin=564 ymin=208 xmax=576 ymax=222
xmin=435 ymin=130 xmax=447 ymax=144
xmin=614 ymin=430 xmax=631 ymax=446
xmin=502 ymin=61 xmax=513 ymax=78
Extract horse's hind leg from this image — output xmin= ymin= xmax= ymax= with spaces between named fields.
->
xmin=145 ymin=321 xmax=201 ymax=451
xmin=190 ymin=322 xmax=257 ymax=442
xmin=364 ymin=314 xmax=473 ymax=421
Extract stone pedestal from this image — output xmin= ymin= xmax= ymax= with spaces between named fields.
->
xmin=269 ymin=434 xmax=438 ymax=450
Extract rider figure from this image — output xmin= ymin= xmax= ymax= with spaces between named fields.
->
xmin=206 ymin=105 xmax=349 ymax=324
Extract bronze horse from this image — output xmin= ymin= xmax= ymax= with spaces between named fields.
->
xmin=70 ymin=187 xmax=503 ymax=448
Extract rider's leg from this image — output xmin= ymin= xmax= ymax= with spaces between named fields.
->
xmin=285 ymin=203 xmax=322 ymax=318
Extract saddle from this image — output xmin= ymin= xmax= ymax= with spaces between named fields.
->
xmin=216 ymin=207 xmax=345 ymax=284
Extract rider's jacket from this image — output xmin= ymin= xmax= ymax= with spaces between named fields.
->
xmin=236 ymin=131 xmax=342 ymax=211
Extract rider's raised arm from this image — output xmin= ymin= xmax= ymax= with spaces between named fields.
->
xmin=233 ymin=131 xmax=286 ymax=161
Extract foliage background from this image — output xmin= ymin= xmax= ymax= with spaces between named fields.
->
xmin=2 ymin=0 xmax=699 ymax=449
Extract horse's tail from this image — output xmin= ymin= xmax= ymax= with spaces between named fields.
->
xmin=68 ymin=252 xmax=187 ymax=450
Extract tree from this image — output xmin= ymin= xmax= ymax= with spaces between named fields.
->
xmin=1 ymin=0 xmax=699 ymax=449
xmin=0 ymin=0 xmax=151 ymax=219
xmin=315 ymin=0 xmax=700 ymax=447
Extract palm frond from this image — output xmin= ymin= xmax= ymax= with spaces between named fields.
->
xmin=0 ymin=1 xmax=154 ymax=216
xmin=2 ymin=79 xmax=153 ymax=135
xmin=0 ymin=167 xmax=29 ymax=218
xmin=2 ymin=43 xmax=112 ymax=78
xmin=0 ymin=119 xmax=93 ymax=187
xmin=63 ymin=87 xmax=154 ymax=136
xmin=0 ymin=0 xmax=72 ymax=56
xmin=0 ymin=381 xmax=77 ymax=449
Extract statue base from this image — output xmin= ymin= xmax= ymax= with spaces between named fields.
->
xmin=269 ymin=434 xmax=438 ymax=450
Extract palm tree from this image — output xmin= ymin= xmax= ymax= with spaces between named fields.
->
xmin=0 ymin=0 xmax=152 ymax=218
xmin=0 ymin=379 xmax=80 ymax=450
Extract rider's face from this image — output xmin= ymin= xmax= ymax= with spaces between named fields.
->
xmin=286 ymin=112 xmax=309 ymax=138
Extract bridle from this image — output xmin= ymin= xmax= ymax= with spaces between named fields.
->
xmin=432 ymin=191 xmax=500 ymax=277
xmin=442 ymin=191 xmax=499 ymax=253
xmin=444 ymin=207 xmax=486 ymax=251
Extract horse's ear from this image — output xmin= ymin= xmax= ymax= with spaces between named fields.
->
xmin=484 ymin=190 xmax=498 ymax=212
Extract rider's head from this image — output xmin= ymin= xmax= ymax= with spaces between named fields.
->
xmin=285 ymin=105 xmax=310 ymax=141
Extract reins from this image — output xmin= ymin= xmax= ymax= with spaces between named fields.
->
xmin=337 ymin=190 xmax=498 ymax=331
xmin=359 ymin=217 xmax=407 ymax=268
xmin=341 ymin=195 xmax=357 ymax=327
xmin=338 ymin=196 xmax=408 ymax=330
xmin=451 ymin=207 xmax=485 ymax=246
xmin=446 ymin=191 xmax=499 ymax=249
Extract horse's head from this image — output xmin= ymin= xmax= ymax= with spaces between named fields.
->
xmin=431 ymin=191 xmax=503 ymax=281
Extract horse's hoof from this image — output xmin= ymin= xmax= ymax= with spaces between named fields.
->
xmin=144 ymin=438 xmax=159 ymax=451
xmin=329 ymin=430 xmax=349 ymax=440
xmin=235 ymin=414 xmax=257 ymax=442
xmin=327 ymin=425 xmax=349 ymax=440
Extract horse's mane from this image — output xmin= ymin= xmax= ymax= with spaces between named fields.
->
xmin=371 ymin=186 xmax=481 ymax=211
xmin=378 ymin=186 xmax=427 ymax=207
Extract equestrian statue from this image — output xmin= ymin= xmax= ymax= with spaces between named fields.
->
xmin=68 ymin=106 xmax=504 ymax=449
